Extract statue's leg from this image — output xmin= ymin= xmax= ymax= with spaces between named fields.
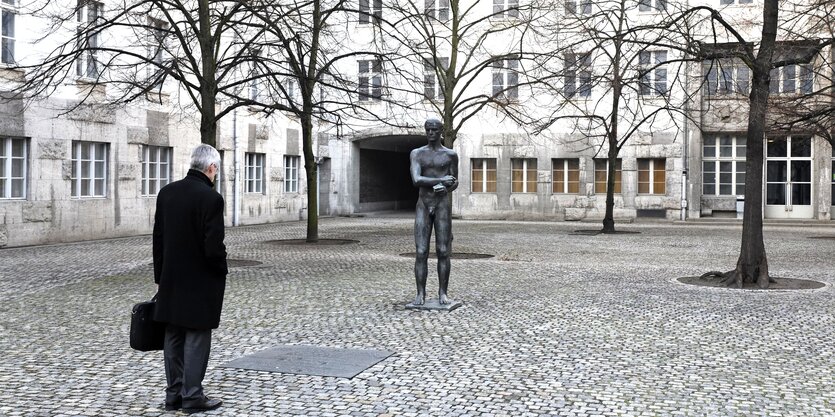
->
xmin=413 ymin=201 xmax=432 ymax=305
xmin=435 ymin=203 xmax=452 ymax=304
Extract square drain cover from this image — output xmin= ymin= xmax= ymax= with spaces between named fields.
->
xmin=219 ymin=345 xmax=393 ymax=378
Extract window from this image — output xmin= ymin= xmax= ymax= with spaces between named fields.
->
xmin=71 ymin=141 xmax=108 ymax=198
xmin=594 ymin=158 xmax=622 ymax=194
xmin=491 ymin=57 xmax=519 ymax=100
xmin=359 ymin=0 xmax=382 ymax=24
xmin=358 ymin=59 xmax=382 ymax=101
xmin=565 ymin=0 xmax=592 ymax=15
xmin=244 ymin=153 xmax=265 ymax=194
xmin=424 ymin=57 xmax=449 ymax=101
xmin=637 ymin=158 xmax=666 ymax=194
xmin=702 ymin=134 xmax=746 ymax=196
xmin=493 ymin=0 xmax=519 ymax=18
xmin=0 ymin=137 xmax=26 ymax=199
xmin=720 ymin=0 xmax=752 ymax=4
xmin=471 ymin=158 xmax=497 ymax=193
xmin=552 ymin=158 xmax=579 ymax=194
xmin=638 ymin=0 xmax=666 ymax=11
xmin=425 ymin=0 xmax=449 ymax=21
xmin=141 ymin=145 xmax=171 ymax=196
xmin=639 ymin=50 xmax=668 ymax=96
xmin=147 ymin=18 xmax=166 ymax=86
xmin=769 ymin=64 xmax=813 ymax=95
xmin=565 ymin=53 xmax=592 ymax=98
xmin=249 ymin=49 xmax=262 ymax=101
xmin=1 ymin=0 xmax=15 ymax=64
xmin=284 ymin=155 xmax=300 ymax=193
xmin=511 ymin=158 xmax=537 ymax=193
xmin=704 ymin=59 xmax=750 ymax=96
xmin=76 ymin=0 xmax=103 ymax=79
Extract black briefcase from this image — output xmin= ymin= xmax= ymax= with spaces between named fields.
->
xmin=130 ymin=295 xmax=166 ymax=351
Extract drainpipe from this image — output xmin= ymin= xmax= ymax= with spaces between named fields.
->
xmin=232 ymin=109 xmax=240 ymax=226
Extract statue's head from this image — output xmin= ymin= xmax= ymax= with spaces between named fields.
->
xmin=425 ymin=118 xmax=442 ymax=144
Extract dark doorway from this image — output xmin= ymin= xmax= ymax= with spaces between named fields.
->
xmin=357 ymin=135 xmax=425 ymax=212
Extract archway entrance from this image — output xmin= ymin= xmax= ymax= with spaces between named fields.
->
xmin=356 ymin=134 xmax=425 ymax=212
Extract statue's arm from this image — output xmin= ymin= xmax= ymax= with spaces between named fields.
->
xmin=410 ymin=150 xmax=445 ymax=187
xmin=446 ymin=152 xmax=459 ymax=192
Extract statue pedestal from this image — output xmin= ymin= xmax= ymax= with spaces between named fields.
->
xmin=405 ymin=299 xmax=463 ymax=311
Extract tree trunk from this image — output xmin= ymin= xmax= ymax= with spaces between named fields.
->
xmin=603 ymin=38 xmax=623 ymax=234
xmin=302 ymin=112 xmax=319 ymax=243
xmin=198 ymin=0 xmax=217 ymax=147
xmin=733 ymin=0 xmax=779 ymax=288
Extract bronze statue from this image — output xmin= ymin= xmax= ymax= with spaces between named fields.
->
xmin=410 ymin=118 xmax=459 ymax=306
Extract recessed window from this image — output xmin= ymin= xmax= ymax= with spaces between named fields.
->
xmin=565 ymin=53 xmax=592 ymax=98
xmin=284 ymin=155 xmax=300 ymax=193
xmin=492 ymin=57 xmax=520 ymax=100
xmin=769 ymin=64 xmax=813 ymax=95
xmin=424 ymin=57 xmax=449 ymax=101
xmin=565 ymin=0 xmax=592 ymax=15
xmin=702 ymin=134 xmax=746 ymax=196
xmin=358 ymin=59 xmax=383 ymax=101
xmin=594 ymin=158 xmax=622 ymax=194
xmin=511 ymin=158 xmax=537 ymax=193
xmin=552 ymin=158 xmax=579 ymax=194
xmin=245 ymin=152 xmax=265 ymax=194
xmin=638 ymin=0 xmax=666 ymax=11
xmin=71 ymin=141 xmax=108 ymax=198
xmin=637 ymin=158 xmax=666 ymax=195
xmin=141 ymin=145 xmax=171 ymax=196
xmin=0 ymin=137 xmax=26 ymax=199
xmin=359 ymin=0 xmax=382 ymax=24
xmin=76 ymin=0 xmax=103 ymax=79
xmin=471 ymin=158 xmax=497 ymax=193
xmin=1 ymin=0 xmax=16 ymax=64
xmin=703 ymin=59 xmax=750 ymax=96
xmin=493 ymin=0 xmax=519 ymax=19
xmin=639 ymin=50 xmax=668 ymax=96
xmin=425 ymin=0 xmax=450 ymax=21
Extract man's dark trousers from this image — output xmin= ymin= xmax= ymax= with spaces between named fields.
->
xmin=163 ymin=324 xmax=212 ymax=406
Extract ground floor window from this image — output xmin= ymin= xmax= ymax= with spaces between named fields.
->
xmin=471 ymin=158 xmax=497 ymax=193
xmin=552 ymin=158 xmax=579 ymax=194
xmin=284 ymin=155 xmax=300 ymax=193
xmin=702 ymin=134 xmax=745 ymax=196
xmin=71 ymin=141 xmax=108 ymax=198
xmin=637 ymin=158 xmax=666 ymax=195
xmin=245 ymin=152 xmax=265 ymax=194
xmin=594 ymin=158 xmax=621 ymax=194
xmin=141 ymin=145 xmax=171 ymax=196
xmin=0 ymin=137 xmax=26 ymax=199
xmin=511 ymin=158 xmax=537 ymax=193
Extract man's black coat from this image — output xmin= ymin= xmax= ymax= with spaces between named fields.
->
xmin=153 ymin=169 xmax=228 ymax=330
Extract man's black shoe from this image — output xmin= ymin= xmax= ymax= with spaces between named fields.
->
xmin=182 ymin=397 xmax=222 ymax=414
xmin=163 ymin=399 xmax=181 ymax=411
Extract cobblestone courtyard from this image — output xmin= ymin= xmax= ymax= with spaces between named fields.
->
xmin=1 ymin=216 xmax=834 ymax=416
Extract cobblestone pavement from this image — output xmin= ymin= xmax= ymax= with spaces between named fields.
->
xmin=1 ymin=216 xmax=835 ymax=417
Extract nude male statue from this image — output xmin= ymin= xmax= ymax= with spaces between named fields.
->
xmin=410 ymin=118 xmax=459 ymax=305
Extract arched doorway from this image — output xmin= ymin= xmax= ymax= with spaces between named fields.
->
xmin=354 ymin=134 xmax=425 ymax=213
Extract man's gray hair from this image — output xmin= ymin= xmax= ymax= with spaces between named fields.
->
xmin=190 ymin=144 xmax=221 ymax=172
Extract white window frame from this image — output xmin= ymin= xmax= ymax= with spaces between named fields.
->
xmin=471 ymin=158 xmax=497 ymax=193
xmin=425 ymin=0 xmax=449 ymax=21
xmin=359 ymin=0 xmax=382 ymax=24
xmin=704 ymin=59 xmax=750 ymax=96
xmin=511 ymin=158 xmax=537 ymax=193
xmin=141 ymin=145 xmax=171 ymax=196
xmin=0 ymin=137 xmax=26 ymax=199
xmin=76 ymin=0 xmax=103 ymax=79
xmin=719 ymin=0 xmax=752 ymax=4
xmin=358 ymin=59 xmax=383 ymax=101
xmin=493 ymin=0 xmax=520 ymax=19
xmin=147 ymin=17 xmax=166 ymax=86
xmin=491 ymin=57 xmax=520 ymax=100
xmin=594 ymin=158 xmax=622 ymax=194
xmin=244 ymin=152 xmax=265 ymax=194
xmin=702 ymin=134 xmax=746 ymax=197
xmin=71 ymin=141 xmax=108 ymax=198
xmin=1 ymin=0 xmax=16 ymax=65
xmin=284 ymin=155 xmax=300 ymax=193
xmin=769 ymin=64 xmax=813 ymax=95
xmin=552 ymin=158 xmax=580 ymax=194
xmin=639 ymin=50 xmax=668 ymax=96
xmin=424 ymin=57 xmax=449 ymax=101
xmin=565 ymin=52 xmax=592 ymax=98
xmin=638 ymin=0 xmax=666 ymax=11
xmin=565 ymin=0 xmax=591 ymax=15
xmin=637 ymin=158 xmax=666 ymax=195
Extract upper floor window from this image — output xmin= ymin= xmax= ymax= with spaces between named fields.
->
xmin=638 ymin=0 xmax=666 ymax=11
xmin=76 ymin=0 xmax=103 ymax=79
xmin=424 ymin=57 xmax=449 ymax=101
xmin=565 ymin=0 xmax=592 ymax=15
xmin=491 ymin=57 xmax=519 ymax=100
xmin=511 ymin=158 xmax=537 ymax=193
xmin=471 ymin=158 xmax=497 ymax=193
xmin=284 ymin=155 xmax=300 ymax=193
xmin=358 ymin=59 xmax=383 ymax=101
xmin=769 ymin=64 xmax=813 ymax=95
xmin=703 ymin=134 xmax=746 ymax=196
xmin=71 ymin=141 xmax=108 ymax=198
xmin=552 ymin=158 xmax=579 ymax=194
xmin=249 ymin=49 xmax=262 ymax=102
xmin=703 ymin=59 xmax=749 ymax=96
xmin=245 ymin=152 xmax=265 ymax=194
xmin=0 ymin=137 xmax=26 ymax=199
xmin=720 ymin=0 xmax=752 ymax=4
xmin=147 ymin=18 xmax=167 ymax=86
xmin=594 ymin=158 xmax=622 ymax=194
xmin=359 ymin=0 xmax=382 ymax=24
xmin=1 ymin=0 xmax=16 ymax=64
xmin=493 ymin=0 xmax=519 ymax=19
xmin=141 ymin=145 xmax=171 ymax=196
xmin=639 ymin=50 xmax=668 ymax=96
xmin=564 ymin=53 xmax=592 ymax=98
xmin=637 ymin=158 xmax=666 ymax=195
xmin=425 ymin=0 xmax=450 ymax=21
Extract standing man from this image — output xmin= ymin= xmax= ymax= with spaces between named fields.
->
xmin=410 ymin=118 xmax=459 ymax=305
xmin=153 ymin=144 xmax=228 ymax=413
